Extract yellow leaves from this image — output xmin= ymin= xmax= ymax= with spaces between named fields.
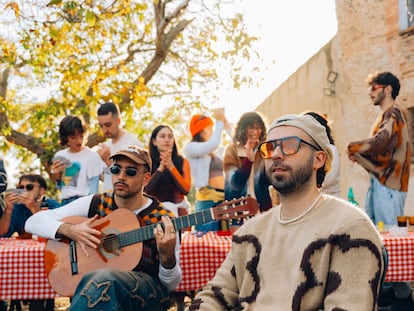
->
xmin=130 ymin=76 xmax=150 ymax=109
xmin=231 ymin=17 xmax=240 ymax=29
xmin=85 ymin=10 xmax=96 ymax=26
xmin=138 ymin=76 xmax=146 ymax=86
xmin=108 ymin=68 xmax=118 ymax=77
xmin=4 ymin=2 xmax=19 ymax=17
xmin=1 ymin=42 xmax=17 ymax=63
xmin=144 ymin=23 xmax=152 ymax=35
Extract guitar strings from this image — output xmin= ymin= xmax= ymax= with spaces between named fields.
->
xmin=98 ymin=200 xmax=250 ymax=250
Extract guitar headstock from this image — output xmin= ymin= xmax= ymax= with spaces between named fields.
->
xmin=212 ymin=197 xmax=259 ymax=221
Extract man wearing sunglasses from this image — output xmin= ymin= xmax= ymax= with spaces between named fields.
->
xmin=25 ymin=146 xmax=181 ymax=311
xmin=0 ymin=174 xmax=60 ymax=311
xmin=347 ymin=72 xmax=413 ymax=308
xmin=347 ymin=72 xmax=410 ymax=227
xmin=190 ymin=114 xmax=384 ymax=310
xmin=0 ymin=174 xmax=60 ymax=237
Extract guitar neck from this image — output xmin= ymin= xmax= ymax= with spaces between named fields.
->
xmin=117 ymin=208 xmax=214 ymax=248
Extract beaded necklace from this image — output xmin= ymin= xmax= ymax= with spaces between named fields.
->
xmin=278 ymin=193 xmax=322 ymax=225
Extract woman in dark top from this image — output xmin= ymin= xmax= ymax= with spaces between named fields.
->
xmin=145 ymin=125 xmax=191 ymax=217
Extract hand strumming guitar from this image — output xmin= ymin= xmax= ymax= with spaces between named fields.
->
xmin=57 ymin=214 xmax=101 ymax=257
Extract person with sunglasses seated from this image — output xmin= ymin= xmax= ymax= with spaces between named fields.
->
xmin=0 ymin=174 xmax=61 ymax=237
xmin=189 ymin=114 xmax=384 ymax=310
xmin=25 ymin=146 xmax=181 ymax=311
xmin=0 ymin=174 xmax=60 ymax=311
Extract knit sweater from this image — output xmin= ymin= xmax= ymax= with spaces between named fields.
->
xmin=190 ymin=195 xmax=384 ymax=310
xmin=347 ymin=105 xmax=411 ymax=192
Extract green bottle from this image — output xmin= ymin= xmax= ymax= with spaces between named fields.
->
xmin=347 ymin=187 xmax=359 ymax=206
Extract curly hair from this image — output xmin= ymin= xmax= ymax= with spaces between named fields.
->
xmin=233 ymin=111 xmax=267 ymax=145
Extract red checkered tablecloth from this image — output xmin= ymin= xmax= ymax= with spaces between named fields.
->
xmin=381 ymin=231 xmax=414 ymax=282
xmin=0 ymin=238 xmax=58 ymax=300
xmin=176 ymin=231 xmax=232 ymax=292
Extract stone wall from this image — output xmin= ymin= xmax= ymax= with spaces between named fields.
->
xmin=256 ymin=0 xmax=414 ymax=215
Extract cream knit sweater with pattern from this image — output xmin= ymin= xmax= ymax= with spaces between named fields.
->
xmin=190 ymin=195 xmax=384 ymax=311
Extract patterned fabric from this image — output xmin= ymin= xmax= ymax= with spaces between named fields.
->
xmin=175 ymin=232 xmax=232 ymax=292
xmin=382 ymin=231 xmax=414 ymax=282
xmin=347 ymin=105 xmax=411 ymax=192
xmin=0 ymin=238 xmax=57 ymax=299
xmin=189 ymin=195 xmax=384 ymax=310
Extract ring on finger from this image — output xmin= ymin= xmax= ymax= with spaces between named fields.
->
xmin=158 ymin=231 xmax=164 ymax=239
xmin=170 ymin=228 xmax=176 ymax=233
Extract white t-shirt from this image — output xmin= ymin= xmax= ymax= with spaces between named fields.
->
xmin=54 ymin=147 xmax=106 ymax=200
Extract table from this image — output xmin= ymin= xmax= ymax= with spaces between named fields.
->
xmin=0 ymin=238 xmax=58 ymax=300
xmin=1 ymin=231 xmax=412 ymax=299
xmin=176 ymin=231 xmax=232 ymax=292
xmin=0 ymin=233 xmax=232 ymax=300
xmin=175 ymin=230 xmax=414 ymax=291
xmin=381 ymin=231 xmax=414 ymax=282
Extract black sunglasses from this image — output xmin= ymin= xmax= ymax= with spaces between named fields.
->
xmin=109 ymin=165 xmax=139 ymax=177
xmin=17 ymin=184 xmax=35 ymax=191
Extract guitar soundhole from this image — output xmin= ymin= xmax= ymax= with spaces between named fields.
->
xmin=101 ymin=233 xmax=120 ymax=254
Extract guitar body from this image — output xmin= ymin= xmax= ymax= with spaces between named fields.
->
xmin=45 ymin=209 xmax=142 ymax=296
xmin=43 ymin=197 xmax=258 ymax=296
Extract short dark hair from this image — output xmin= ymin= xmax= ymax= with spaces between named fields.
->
xmin=97 ymin=102 xmax=120 ymax=117
xmin=59 ymin=116 xmax=87 ymax=146
xmin=18 ymin=174 xmax=47 ymax=190
xmin=366 ymin=71 xmax=400 ymax=100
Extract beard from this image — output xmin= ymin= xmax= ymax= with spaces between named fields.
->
xmin=265 ymin=154 xmax=314 ymax=194
xmin=373 ymin=91 xmax=386 ymax=106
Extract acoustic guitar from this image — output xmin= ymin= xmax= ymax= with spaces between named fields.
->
xmin=44 ymin=197 xmax=258 ymax=296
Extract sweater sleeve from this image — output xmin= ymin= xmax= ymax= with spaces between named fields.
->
xmin=145 ymin=170 xmax=163 ymax=195
xmin=224 ymin=144 xmax=252 ymax=194
xmin=347 ymin=110 xmax=396 ymax=170
xmin=167 ymin=158 xmax=191 ymax=194
xmin=227 ymin=158 xmax=253 ymax=192
xmin=190 ymin=248 xmax=240 ymax=310
xmin=146 ymin=160 xmax=191 ymax=196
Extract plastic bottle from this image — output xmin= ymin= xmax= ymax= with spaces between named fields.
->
xmin=347 ymin=187 xmax=359 ymax=206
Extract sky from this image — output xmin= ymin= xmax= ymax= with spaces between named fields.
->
xmin=221 ymin=1 xmax=338 ymax=123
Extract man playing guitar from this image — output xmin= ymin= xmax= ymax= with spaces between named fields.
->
xmin=25 ymin=146 xmax=181 ymax=311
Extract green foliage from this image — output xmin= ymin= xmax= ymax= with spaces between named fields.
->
xmin=0 ymin=0 xmax=262 ymax=180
